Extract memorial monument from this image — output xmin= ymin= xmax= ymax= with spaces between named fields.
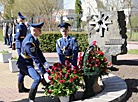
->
xmin=87 ymin=11 xmax=127 ymax=64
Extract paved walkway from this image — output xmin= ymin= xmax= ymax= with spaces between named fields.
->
xmin=0 ymin=41 xmax=138 ymax=102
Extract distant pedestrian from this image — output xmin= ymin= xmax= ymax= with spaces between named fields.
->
xmin=4 ymin=23 xmax=9 ymax=45
xmin=8 ymin=23 xmax=13 ymax=48
xmin=3 ymin=23 xmax=6 ymax=44
xmin=15 ymin=12 xmax=27 ymax=57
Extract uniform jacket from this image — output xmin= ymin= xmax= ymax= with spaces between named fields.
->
xmin=17 ymin=34 xmax=46 ymax=75
xmin=56 ymin=36 xmax=79 ymax=67
xmin=15 ymin=22 xmax=27 ymax=48
xmin=8 ymin=26 xmax=13 ymax=38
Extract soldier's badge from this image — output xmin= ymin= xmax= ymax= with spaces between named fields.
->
xmin=30 ymin=47 xmax=35 ymax=52
xmin=17 ymin=29 xmax=19 ymax=32
xmin=75 ymin=42 xmax=78 ymax=46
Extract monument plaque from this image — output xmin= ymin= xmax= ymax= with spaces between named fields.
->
xmin=87 ymin=11 xmax=127 ymax=64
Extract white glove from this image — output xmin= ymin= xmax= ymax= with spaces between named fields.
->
xmin=44 ymin=62 xmax=52 ymax=68
xmin=44 ymin=73 xmax=50 ymax=83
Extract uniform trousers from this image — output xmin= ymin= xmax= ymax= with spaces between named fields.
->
xmin=18 ymin=67 xmax=41 ymax=89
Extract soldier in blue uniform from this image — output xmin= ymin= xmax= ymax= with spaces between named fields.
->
xmin=56 ymin=22 xmax=79 ymax=101
xmin=15 ymin=12 xmax=27 ymax=57
xmin=17 ymin=22 xmax=51 ymax=102
xmin=56 ymin=22 xmax=79 ymax=68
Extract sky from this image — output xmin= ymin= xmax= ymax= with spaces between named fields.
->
xmin=64 ymin=0 xmax=76 ymax=9
xmin=64 ymin=0 xmax=83 ymax=9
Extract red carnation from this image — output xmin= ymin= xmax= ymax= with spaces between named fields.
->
xmin=100 ymin=52 xmax=104 ymax=55
xmin=69 ymin=79 xmax=73 ymax=82
xmin=58 ymin=68 xmax=61 ymax=71
xmin=73 ymin=72 xmax=76 ymax=74
xmin=47 ymin=70 xmax=50 ymax=74
xmin=79 ymin=61 xmax=82 ymax=64
xmin=91 ymin=59 xmax=93 ymax=61
xmin=59 ymin=74 xmax=63 ymax=78
xmin=54 ymin=76 xmax=58 ymax=80
xmin=62 ymin=80 xmax=65 ymax=83
xmin=52 ymin=71 xmax=54 ymax=74
xmin=48 ymin=90 xmax=52 ymax=94
xmin=73 ymin=66 xmax=76 ymax=69
xmin=89 ymin=64 xmax=92 ymax=67
xmin=60 ymin=71 xmax=63 ymax=73
xmin=68 ymin=64 xmax=71 ymax=68
xmin=92 ymin=41 xmax=97 ymax=45
xmin=51 ymin=82 xmax=54 ymax=85
xmin=65 ymin=60 xmax=69 ymax=63
xmin=67 ymin=70 xmax=70 ymax=73
xmin=104 ymin=58 xmax=107 ymax=62
xmin=57 ymin=63 xmax=60 ymax=66
xmin=54 ymin=67 xmax=57 ymax=71
xmin=87 ymin=60 xmax=89 ymax=63
xmin=65 ymin=74 xmax=68 ymax=77
xmin=95 ymin=64 xmax=98 ymax=67
xmin=59 ymin=80 xmax=62 ymax=83
xmin=52 ymin=66 xmax=55 ymax=69
xmin=96 ymin=59 xmax=99 ymax=62
xmin=98 ymin=62 xmax=100 ymax=65
xmin=48 ymin=76 xmax=52 ymax=80
xmin=82 ymin=66 xmax=84 ymax=68
xmin=55 ymin=72 xmax=58 ymax=75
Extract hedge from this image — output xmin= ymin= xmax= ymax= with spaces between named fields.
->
xmin=38 ymin=32 xmax=89 ymax=52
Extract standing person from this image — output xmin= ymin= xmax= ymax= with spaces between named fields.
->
xmin=8 ymin=23 xmax=13 ymax=48
xmin=12 ymin=19 xmax=19 ymax=50
xmin=56 ymin=22 xmax=79 ymax=101
xmin=15 ymin=12 xmax=27 ymax=57
xmin=3 ymin=23 xmax=6 ymax=45
xmin=17 ymin=22 xmax=51 ymax=102
xmin=56 ymin=22 xmax=79 ymax=68
xmin=4 ymin=23 xmax=9 ymax=45
xmin=25 ymin=21 xmax=31 ymax=36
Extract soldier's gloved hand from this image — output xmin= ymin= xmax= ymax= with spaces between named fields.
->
xmin=44 ymin=73 xmax=50 ymax=83
xmin=44 ymin=62 xmax=52 ymax=68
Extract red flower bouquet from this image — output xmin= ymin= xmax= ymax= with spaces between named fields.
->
xmin=78 ymin=41 xmax=111 ymax=78
xmin=43 ymin=60 xmax=84 ymax=98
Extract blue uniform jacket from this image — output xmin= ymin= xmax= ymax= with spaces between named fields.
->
xmin=56 ymin=36 xmax=79 ymax=67
xmin=17 ymin=34 xmax=46 ymax=75
xmin=15 ymin=22 xmax=27 ymax=48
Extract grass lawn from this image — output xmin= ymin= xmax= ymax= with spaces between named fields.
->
xmin=127 ymin=49 xmax=138 ymax=55
xmin=0 ymin=29 xmax=4 ymax=42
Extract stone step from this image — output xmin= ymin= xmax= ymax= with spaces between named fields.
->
xmin=73 ymin=73 xmax=127 ymax=102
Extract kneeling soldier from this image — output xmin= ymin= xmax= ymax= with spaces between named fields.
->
xmin=17 ymin=22 xmax=51 ymax=102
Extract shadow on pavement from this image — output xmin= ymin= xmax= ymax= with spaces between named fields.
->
xmin=115 ymin=60 xmax=138 ymax=66
xmin=122 ymin=79 xmax=138 ymax=102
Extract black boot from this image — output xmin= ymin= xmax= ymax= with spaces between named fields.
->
xmin=28 ymin=88 xmax=37 ymax=102
xmin=18 ymin=82 xmax=30 ymax=93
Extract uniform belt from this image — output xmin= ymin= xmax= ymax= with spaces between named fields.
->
xmin=64 ymin=55 xmax=73 ymax=59
xmin=20 ymin=36 xmax=25 ymax=38
xmin=21 ymin=53 xmax=31 ymax=58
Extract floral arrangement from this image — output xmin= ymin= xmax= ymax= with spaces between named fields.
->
xmin=78 ymin=41 xmax=111 ymax=78
xmin=43 ymin=60 xmax=84 ymax=98
xmin=0 ymin=50 xmax=9 ymax=53
xmin=9 ymin=55 xmax=18 ymax=61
